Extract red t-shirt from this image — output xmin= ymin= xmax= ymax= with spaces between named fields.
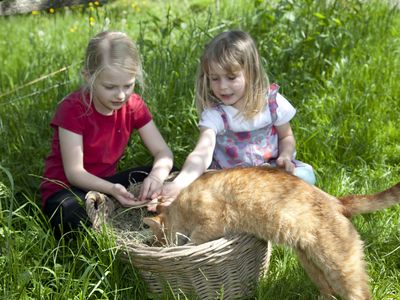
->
xmin=40 ymin=90 xmax=152 ymax=206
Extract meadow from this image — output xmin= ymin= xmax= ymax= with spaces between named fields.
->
xmin=0 ymin=0 xmax=400 ymax=299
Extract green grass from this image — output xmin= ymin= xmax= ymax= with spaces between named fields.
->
xmin=1 ymin=0 xmax=400 ymax=299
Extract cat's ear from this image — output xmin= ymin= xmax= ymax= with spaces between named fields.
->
xmin=154 ymin=196 xmax=173 ymax=214
xmin=156 ymin=203 xmax=168 ymax=214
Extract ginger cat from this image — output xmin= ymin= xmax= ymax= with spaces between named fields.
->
xmin=144 ymin=166 xmax=400 ymax=300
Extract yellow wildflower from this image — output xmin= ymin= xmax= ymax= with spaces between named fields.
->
xmin=89 ymin=16 xmax=96 ymax=26
xmin=131 ymin=3 xmax=140 ymax=12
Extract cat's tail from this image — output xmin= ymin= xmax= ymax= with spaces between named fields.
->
xmin=339 ymin=182 xmax=400 ymax=217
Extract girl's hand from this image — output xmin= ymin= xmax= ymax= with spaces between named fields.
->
xmin=139 ymin=174 xmax=163 ymax=201
xmin=111 ymin=183 xmax=148 ymax=207
xmin=161 ymin=181 xmax=184 ymax=202
xmin=276 ymin=157 xmax=295 ymax=174
xmin=146 ymin=181 xmax=180 ymax=212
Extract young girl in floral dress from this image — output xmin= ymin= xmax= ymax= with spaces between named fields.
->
xmin=161 ymin=30 xmax=315 ymax=203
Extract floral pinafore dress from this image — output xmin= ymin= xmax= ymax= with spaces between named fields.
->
xmin=211 ymin=83 xmax=309 ymax=171
xmin=211 ymin=83 xmax=279 ymax=169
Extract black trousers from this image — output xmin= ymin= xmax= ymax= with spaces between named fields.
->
xmin=43 ymin=166 xmax=154 ymax=238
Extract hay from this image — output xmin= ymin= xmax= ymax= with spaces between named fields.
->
xmin=106 ymin=204 xmax=155 ymax=246
xmin=86 ymin=172 xmax=178 ymax=247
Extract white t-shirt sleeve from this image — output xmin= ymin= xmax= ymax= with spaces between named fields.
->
xmin=198 ymin=108 xmax=225 ymax=133
xmin=274 ymin=93 xmax=296 ymax=126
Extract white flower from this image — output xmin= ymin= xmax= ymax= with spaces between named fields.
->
xmin=104 ymin=17 xmax=110 ymax=30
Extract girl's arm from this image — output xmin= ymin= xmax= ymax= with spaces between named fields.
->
xmin=161 ymin=127 xmax=216 ymax=201
xmin=137 ymin=120 xmax=174 ymax=200
xmin=275 ymin=122 xmax=296 ymax=174
xmin=59 ymin=127 xmax=141 ymax=206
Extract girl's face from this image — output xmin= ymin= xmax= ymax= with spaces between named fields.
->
xmin=90 ymin=66 xmax=136 ymax=115
xmin=208 ymin=64 xmax=246 ymax=110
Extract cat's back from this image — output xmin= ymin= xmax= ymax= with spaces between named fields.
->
xmin=185 ymin=166 xmax=341 ymax=216
xmin=194 ymin=166 xmax=314 ymax=197
xmin=175 ymin=166 xmax=345 ymax=245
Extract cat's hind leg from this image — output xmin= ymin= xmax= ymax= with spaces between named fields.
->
xmin=295 ymin=248 xmax=335 ymax=300
xmin=307 ymin=221 xmax=371 ymax=300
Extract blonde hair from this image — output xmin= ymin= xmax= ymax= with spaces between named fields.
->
xmin=82 ymin=31 xmax=143 ymax=104
xmin=195 ymin=30 xmax=269 ymax=119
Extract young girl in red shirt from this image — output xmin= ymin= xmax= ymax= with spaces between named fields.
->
xmin=40 ymin=31 xmax=174 ymax=238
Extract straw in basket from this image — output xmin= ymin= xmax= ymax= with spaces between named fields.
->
xmin=85 ymin=177 xmax=272 ymax=299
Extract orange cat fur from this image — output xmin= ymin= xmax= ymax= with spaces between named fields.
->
xmin=144 ymin=166 xmax=400 ymax=300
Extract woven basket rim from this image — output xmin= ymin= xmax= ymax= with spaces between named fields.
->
xmin=116 ymin=233 xmax=260 ymax=256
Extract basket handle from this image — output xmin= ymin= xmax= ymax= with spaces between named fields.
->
xmin=85 ymin=191 xmax=117 ymax=230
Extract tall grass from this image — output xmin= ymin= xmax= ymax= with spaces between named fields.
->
xmin=1 ymin=0 xmax=400 ymax=299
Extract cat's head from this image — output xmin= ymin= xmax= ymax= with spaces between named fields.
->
xmin=143 ymin=202 xmax=176 ymax=246
xmin=143 ymin=203 xmax=190 ymax=246
xmin=143 ymin=212 xmax=167 ymax=245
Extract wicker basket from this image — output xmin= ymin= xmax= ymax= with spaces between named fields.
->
xmin=85 ymin=189 xmax=272 ymax=300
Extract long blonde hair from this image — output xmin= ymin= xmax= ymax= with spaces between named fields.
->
xmin=195 ymin=30 xmax=269 ymax=119
xmin=82 ymin=31 xmax=143 ymax=106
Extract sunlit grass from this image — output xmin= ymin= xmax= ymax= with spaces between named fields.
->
xmin=1 ymin=0 xmax=400 ymax=299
